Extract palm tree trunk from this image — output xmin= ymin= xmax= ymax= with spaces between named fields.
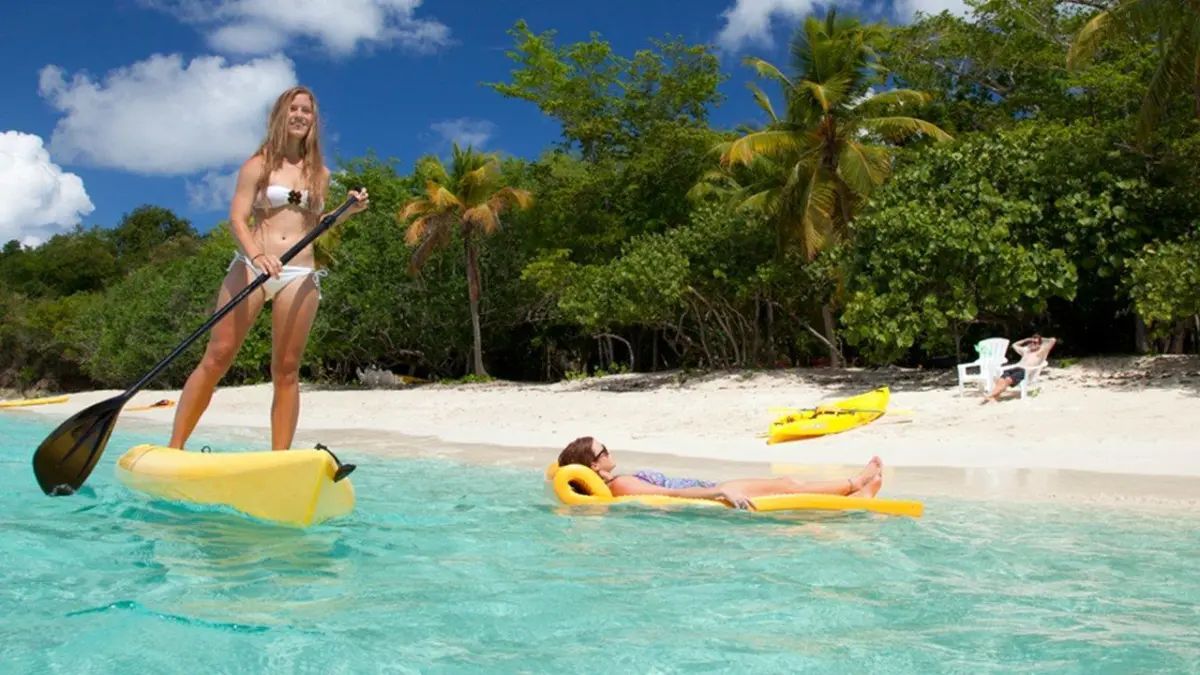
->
xmin=464 ymin=234 xmax=487 ymax=377
xmin=821 ymin=303 xmax=841 ymax=367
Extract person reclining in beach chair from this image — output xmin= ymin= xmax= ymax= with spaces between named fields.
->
xmin=982 ymin=334 xmax=1057 ymax=404
xmin=557 ymin=437 xmax=885 ymax=510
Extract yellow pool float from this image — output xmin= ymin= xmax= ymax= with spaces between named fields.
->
xmin=546 ymin=463 xmax=923 ymax=518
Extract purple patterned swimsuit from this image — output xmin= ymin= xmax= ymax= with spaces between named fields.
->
xmin=632 ymin=470 xmax=716 ymax=490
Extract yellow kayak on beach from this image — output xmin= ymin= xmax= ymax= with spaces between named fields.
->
xmin=767 ymin=387 xmax=889 ymax=444
xmin=116 ymin=445 xmax=356 ymax=527
xmin=0 ymin=395 xmax=69 ymax=409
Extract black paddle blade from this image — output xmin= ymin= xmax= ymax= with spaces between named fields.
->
xmin=32 ymin=397 xmax=124 ymax=496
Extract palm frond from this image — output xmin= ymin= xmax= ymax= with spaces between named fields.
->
xmin=460 ymin=162 xmax=498 ymax=203
xmin=1068 ymin=0 xmax=1146 ymax=70
xmin=416 ymin=155 xmax=452 ymax=186
xmin=798 ymin=77 xmax=847 ymax=113
xmin=722 ymin=130 xmax=806 ymax=167
xmin=743 ymin=57 xmax=794 ymax=93
xmin=854 ymin=88 xmax=930 ymax=112
xmin=399 ymin=199 xmax=431 ymax=222
xmin=428 ymin=183 xmax=464 ymax=211
xmin=802 ymin=173 xmax=838 ymax=257
xmin=487 ymin=186 xmax=533 ymax=213
xmin=738 ymin=187 xmax=782 ymax=214
xmin=463 ymin=206 xmax=501 ymax=235
xmin=1136 ymin=19 xmax=1199 ymax=140
xmin=747 ymin=82 xmax=780 ymax=123
xmin=779 ymin=160 xmax=830 ymax=259
xmin=408 ymin=214 xmax=455 ymax=274
xmin=836 ymin=141 xmax=892 ymax=197
xmin=404 ymin=214 xmax=433 ymax=246
xmin=859 ymin=116 xmax=953 ymax=142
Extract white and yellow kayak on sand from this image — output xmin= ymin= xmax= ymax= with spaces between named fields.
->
xmin=546 ymin=463 xmax=923 ymax=518
xmin=767 ymin=387 xmax=890 ymax=444
xmin=116 ymin=445 xmax=356 ymax=527
xmin=0 ymin=395 xmax=69 ymax=409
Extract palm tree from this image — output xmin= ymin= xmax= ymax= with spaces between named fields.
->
xmin=399 ymin=144 xmax=532 ymax=376
xmin=1068 ymin=0 xmax=1200 ymax=140
xmin=706 ymin=10 xmax=951 ymax=364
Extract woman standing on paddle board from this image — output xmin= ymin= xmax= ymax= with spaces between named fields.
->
xmin=169 ymin=86 xmax=369 ymax=450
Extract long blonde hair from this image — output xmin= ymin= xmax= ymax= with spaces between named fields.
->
xmin=255 ymin=86 xmax=325 ymax=209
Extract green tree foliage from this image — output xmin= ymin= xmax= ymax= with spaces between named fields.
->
xmin=0 ymin=227 xmax=119 ymax=297
xmin=698 ymin=10 xmax=951 ymax=365
xmin=488 ymin=20 xmax=723 ymax=159
xmin=71 ymin=227 xmax=272 ymax=388
xmin=523 ymin=203 xmax=828 ymax=368
xmin=0 ymin=292 xmax=96 ymax=389
xmin=490 ymin=21 xmax=726 ymax=260
xmin=311 ymin=163 xmax=475 ymax=378
xmin=1068 ymin=0 xmax=1200 ymax=140
xmin=1128 ymin=234 xmax=1200 ymax=342
xmin=838 ymin=121 xmax=1189 ymax=362
xmin=108 ymin=205 xmax=198 ymax=268
xmin=8 ymin=7 xmax=1200 ymax=395
xmin=398 ymin=145 xmax=533 ymax=376
xmin=884 ymin=0 xmax=1157 ymax=132
xmin=712 ymin=11 xmax=950 ymax=258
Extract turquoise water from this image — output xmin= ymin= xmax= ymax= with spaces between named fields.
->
xmin=2 ymin=414 xmax=1198 ymax=673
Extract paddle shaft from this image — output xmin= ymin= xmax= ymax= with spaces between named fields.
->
xmin=124 ymin=195 xmax=359 ymax=397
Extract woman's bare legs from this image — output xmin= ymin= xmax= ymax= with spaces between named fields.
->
xmin=168 ymin=264 xmax=266 ymax=449
xmin=268 ymin=276 xmax=320 ymax=450
xmin=722 ymin=457 xmax=884 ymax=498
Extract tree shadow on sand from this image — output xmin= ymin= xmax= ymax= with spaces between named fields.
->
xmin=550 ymin=355 xmax=1200 ymax=397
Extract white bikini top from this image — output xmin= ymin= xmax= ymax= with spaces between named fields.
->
xmin=255 ymin=184 xmax=315 ymax=211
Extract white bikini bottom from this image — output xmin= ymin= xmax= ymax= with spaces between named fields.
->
xmin=228 ymin=252 xmax=327 ymax=301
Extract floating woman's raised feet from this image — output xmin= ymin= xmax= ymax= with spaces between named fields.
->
xmin=850 ymin=456 xmax=883 ymax=497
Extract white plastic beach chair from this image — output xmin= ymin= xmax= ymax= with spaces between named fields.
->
xmin=993 ymin=361 xmax=1048 ymax=400
xmin=956 ymin=338 xmax=1010 ymax=393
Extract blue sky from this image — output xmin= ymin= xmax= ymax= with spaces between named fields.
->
xmin=0 ymin=0 xmax=966 ymax=245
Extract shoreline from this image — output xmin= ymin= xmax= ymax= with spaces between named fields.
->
xmin=10 ymin=356 xmax=1200 ymax=510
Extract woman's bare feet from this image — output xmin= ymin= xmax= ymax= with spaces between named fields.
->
xmin=850 ymin=457 xmax=884 ymax=497
xmin=856 ymin=474 xmax=883 ymax=498
xmin=848 ymin=456 xmax=883 ymax=495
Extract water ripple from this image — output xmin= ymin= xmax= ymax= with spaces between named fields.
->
xmin=2 ymin=417 xmax=1199 ymax=672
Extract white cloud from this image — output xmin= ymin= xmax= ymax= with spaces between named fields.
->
xmin=38 ymin=53 xmax=296 ymax=175
xmin=716 ymin=0 xmax=819 ymax=52
xmin=431 ymin=118 xmax=495 ymax=149
xmin=185 ymin=169 xmax=239 ymax=211
xmin=146 ymin=0 xmax=451 ymax=57
xmin=0 ymin=131 xmax=94 ymax=246
xmin=715 ymin=0 xmax=972 ymax=53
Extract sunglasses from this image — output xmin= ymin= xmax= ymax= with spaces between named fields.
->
xmin=594 ymin=446 xmax=609 ymax=461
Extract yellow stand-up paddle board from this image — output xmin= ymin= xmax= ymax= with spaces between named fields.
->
xmin=767 ymin=387 xmax=890 ymax=444
xmin=0 ymin=395 xmax=69 ymax=409
xmin=116 ymin=445 xmax=356 ymax=527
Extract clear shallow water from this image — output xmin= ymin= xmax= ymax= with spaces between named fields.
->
xmin=1 ymin=414 xmax=1198 ymax=673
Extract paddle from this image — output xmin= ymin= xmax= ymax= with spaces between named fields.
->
xmin=31 ymin=193 xmax=362 ymax=496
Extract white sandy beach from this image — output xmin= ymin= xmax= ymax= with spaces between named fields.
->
xmin=12 ymin=355 xmax=1200 ymax=506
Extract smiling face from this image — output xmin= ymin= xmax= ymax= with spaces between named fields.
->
xmin=285 ymin=92 xmax=314 ymax=142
